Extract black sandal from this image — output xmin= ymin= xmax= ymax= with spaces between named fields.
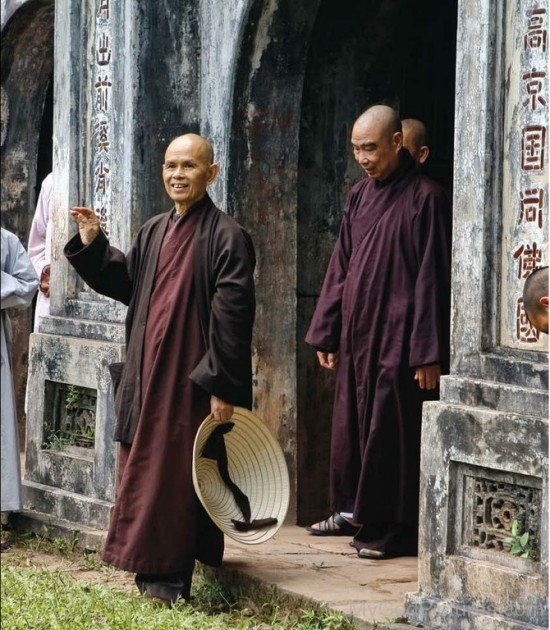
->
xmin=357 ymin=547 xmax=385 ymax=559
xmin=305 ymin=513 xmax=360 ymax=536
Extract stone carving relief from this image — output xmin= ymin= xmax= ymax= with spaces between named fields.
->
xmin=468 ymin=476 xmax=541 ymax=561
xmin=43 ymin=382 xmax=97 ymax=450
xmin=500 ymin=2 xmax=548 ymax=351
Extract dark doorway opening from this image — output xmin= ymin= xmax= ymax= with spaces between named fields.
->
xmin=296 ymin=0 xmax=457 ymax=524
xmin=36 ymin=75 xmax=54 ymax=202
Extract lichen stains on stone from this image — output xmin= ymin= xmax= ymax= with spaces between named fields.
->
xmin=249 ymin=0 xmax=279 ymax=78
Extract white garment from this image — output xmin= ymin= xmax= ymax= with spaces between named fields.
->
xmin=1 ymin=228 xmax=39 ymax=511
xmin=28 ymin=173 xmax=52 ymax=332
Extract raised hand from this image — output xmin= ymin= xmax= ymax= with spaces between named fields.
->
xmin=70 ymin=206 xmax=101 ymax=246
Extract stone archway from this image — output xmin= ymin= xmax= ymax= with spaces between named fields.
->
xmin=229 ymin=0 xmax=457 ymax=525
xmin=1 ymin=0 xmax=55 ymax=443
xmin=228 ymin=0 xmax=321 ymax=522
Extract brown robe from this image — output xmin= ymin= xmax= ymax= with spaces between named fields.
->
xmin=65 ymin=195 xmax=255 ymax=444
xmin=65 ymin=195 xmax=255 ymax=573
xmin=306 ymin=150 xmax=451 ymax=553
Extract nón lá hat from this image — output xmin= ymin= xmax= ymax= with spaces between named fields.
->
xmin=192 ymin=407 xmax=290 ymax=544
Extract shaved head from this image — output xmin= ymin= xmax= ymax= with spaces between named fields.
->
xmin=523 ymin=266 xmax=549 ymax=334
xmin=165 ymin=133 xmax=214 ymax=166
xmin=402 ymin=119 xmax=429 ymax=166
xmin=354 ymin=105 xmax=402 ymax=137
xmin=402 ymin=119 xmax=427 ymax=147
xmin=351 ymin=105 xmax=403 ymax=181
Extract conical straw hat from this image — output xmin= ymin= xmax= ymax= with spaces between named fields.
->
xmin=193 ymin=407 xmax=290 ymax=544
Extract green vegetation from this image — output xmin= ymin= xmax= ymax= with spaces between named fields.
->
xmin=1 ymin=533 xmax=357 ymax=630
xmin=503 ymin=519 xmax=532 ymax=559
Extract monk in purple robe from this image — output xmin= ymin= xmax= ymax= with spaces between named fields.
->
xmin=305 ymin=106 xmax=451 ymax=559
xmin=65 ymin=134 xmax=255 ymax=602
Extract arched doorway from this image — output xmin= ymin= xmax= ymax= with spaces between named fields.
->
xmin=1 ymin=0 xmax=55 ymax=444
xmin=229 ymin=0 xmax=457 ymax=524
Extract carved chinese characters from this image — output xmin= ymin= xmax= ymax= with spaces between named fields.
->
xmin=501 ymin=3 xmax=549 ymax=349
xmin=92 ymin=0 xmax=112 ymax=235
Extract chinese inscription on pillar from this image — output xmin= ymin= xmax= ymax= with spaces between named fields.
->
xmin=501 ymin=1 xmax=549 ymax=350
xmin=91 ymin=0 xmax=113 ymax=236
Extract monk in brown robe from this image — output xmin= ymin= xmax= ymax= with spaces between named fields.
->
xmin=305 ymin=106 xmax=451 ymax=559
xmin=65 ymin=134 xmax=255 ymax=601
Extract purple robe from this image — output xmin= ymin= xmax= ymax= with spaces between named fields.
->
xmin=306 ymin=150 xmax=451 ymax=553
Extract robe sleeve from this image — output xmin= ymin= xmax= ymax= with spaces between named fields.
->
xmin=64 ymin=229 xmax=137 ymax=306
xmin=1 ymin=233 xmax=39 ymax=310
xmin=189 ymin=227 xmax=256 ymax=406
xmin=28 ymin=174 xmax=53 ymax=278
xmin=409 ymin=188 xmax=452 ymax=368
xmin=304 ymin=193 xmax=354 ymax=353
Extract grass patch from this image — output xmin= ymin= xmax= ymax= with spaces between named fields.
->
xmin=1 ymin=538 xmax=357 ymax=629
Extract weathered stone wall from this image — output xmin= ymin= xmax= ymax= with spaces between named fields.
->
xmin=198 ymin=0 xmax=250 ymax=206
xmin=405 ymin=0 xmax=548 ymax=627
xmin=1 ymin=0 xmax=29 ymax=29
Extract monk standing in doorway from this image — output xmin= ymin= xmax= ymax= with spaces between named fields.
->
xmin=306 ymin=106 xmax=451 ymax=559
xmin=402 ymin=118 xmax=430 ymax=167
xmin=65 ymin=134 xmax=255 ymax=602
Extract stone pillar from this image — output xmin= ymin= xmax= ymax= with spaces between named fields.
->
xmin=405 ymin=1 xmax=548 ymax=628
xmin=23 ymin=0 xmax=127 ymax=535
xmin=23 ymin=0 xmax=201 ymax=538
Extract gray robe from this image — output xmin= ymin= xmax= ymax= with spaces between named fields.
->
xmin=1 ymin=228 xmax=38 ymax=512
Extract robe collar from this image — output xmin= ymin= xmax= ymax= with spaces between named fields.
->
xmin=172 ymin=193 xmax=212 ymax=221
xmin=374 ymin=148 xmax=417 ymax=189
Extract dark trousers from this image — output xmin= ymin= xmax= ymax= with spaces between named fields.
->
xmin=135 ymin=560 xmax=195 ymax=603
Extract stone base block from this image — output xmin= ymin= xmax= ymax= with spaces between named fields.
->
xmin=405 ymin=399 xmax=548 ymax=629
xmin=25 ymin=331 xmax=123 ymax=505
xmin=12 ymin=509 xmax=107 ymax=552
xmin=405 ymin=593 xmax=546 ymax=630
xmin=22 ymin=479 xmax=113 ymax=530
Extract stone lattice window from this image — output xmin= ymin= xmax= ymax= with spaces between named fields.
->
xmin=469 ymin=477 xmax=541 ymax=561
xmin=43 ymin=382 xmax=97 ymax=450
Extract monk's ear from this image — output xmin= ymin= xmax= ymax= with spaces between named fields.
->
xmin=207 ymin=163 xmax=220 ymax=185
xmin=540 ymin=296 xmax=549 ymax=308
xmin=393 ymin=131 xmax=403 ymax=151
xmin=419 ymin=146 xmax=430 ymax=165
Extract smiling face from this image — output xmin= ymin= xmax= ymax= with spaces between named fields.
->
xmin=162 ymin=135 xmax=218 ymax=213
xmin=351 ymin=112 xmax=403 ymax=181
